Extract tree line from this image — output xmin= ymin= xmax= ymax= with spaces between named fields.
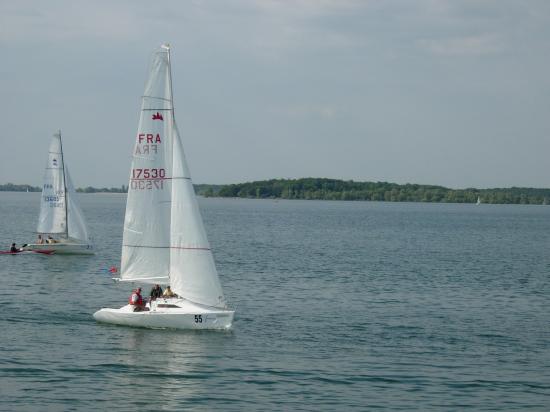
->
xmin=3 ymin=179 xmax=550 ymax=204
xmin=0 ymin=183 xmax=127 ymax=193
xmin=196 ymin=178 xmax=550 ymax=205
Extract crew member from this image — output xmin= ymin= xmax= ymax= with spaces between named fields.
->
xmin=162 ymin=286 xmax=176 ymax=298
xmin=10 ymin=243 xmax=19 ymax=253
xmin=150 ymin=284 xmax=163 ymax=301
xmin=129 ymin=287 xmax=146 ymax=312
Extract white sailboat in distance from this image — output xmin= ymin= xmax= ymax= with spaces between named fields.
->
xmin=94 ymin=44 xmax=234 ymax=330
xmin=22 ymin=131 xmax=94 ymax=255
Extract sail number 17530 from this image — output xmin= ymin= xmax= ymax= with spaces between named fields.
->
xmin=132 ymin=168 xmax=166 ymax=179
xmin=130 ymin=168 xmax=166 ymax=190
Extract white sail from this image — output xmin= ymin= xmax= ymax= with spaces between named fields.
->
xmin=120 ymin=46 xmax=173 ymax=284
xmin=170 ymin=122 xmax=226 ymax=308
xmin=37 ymin=132 xmax=68 ymax=235
xmin=36 ymin=132 xmax=90 ymax=243
xmin=121 ymin=44 xmax=227 ymax=308
xmin=65 ymin=167 xmax=89 ymax=242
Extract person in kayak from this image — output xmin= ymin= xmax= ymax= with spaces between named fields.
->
xmin=10 ymin=243 xmax=19 ymax=253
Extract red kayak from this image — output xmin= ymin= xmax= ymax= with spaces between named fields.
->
xmin=0 ymin=250 xmax=55 ymax=255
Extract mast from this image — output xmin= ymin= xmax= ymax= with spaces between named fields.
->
xmin=164 ymin=43 xmax=175 ymax=285
xmin=164 ymin=44 xmax=174 ymax=115
xmin=57 ymin=130 xmax=69 ymax=238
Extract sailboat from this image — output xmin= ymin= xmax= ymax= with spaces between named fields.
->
xmin=93 ymin=44 xmax=234 ymax=330
xmin=22 ymin=131 xmax=93 ymax=255
xmin=476 ymin=196 xmax=481 ymax=205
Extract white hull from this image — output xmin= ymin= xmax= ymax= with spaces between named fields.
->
xmin=93 ymin=298 xmax=234 ymax=330
xmin=22 ymin=243 xmax=94 ymax=255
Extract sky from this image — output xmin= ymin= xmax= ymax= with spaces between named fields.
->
xmin=0 ymin=0 xmax=549 ymax=189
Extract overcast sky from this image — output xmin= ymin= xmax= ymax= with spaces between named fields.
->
xmin=1 ymin=0 xmax=549 ymax=189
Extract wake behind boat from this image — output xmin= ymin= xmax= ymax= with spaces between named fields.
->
xmin=93 ymin=44 xmax=234 ymax=330
xmin=22 ymin=131 xmax=94 ymax=255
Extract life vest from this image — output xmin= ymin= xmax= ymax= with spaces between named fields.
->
xmin=128 ymin=291 xmax=143 ymax=306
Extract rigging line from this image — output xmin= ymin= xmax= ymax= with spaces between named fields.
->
xmin=129 ymin=177 xmax=191 ymax=181
xmin=175 ymin=295 xmax=229 ymax=311
xmin=142 ymin=95 xmax=171 ymax=102
xmin=57 ymin=130 xmax=69 ymax=238
xmin=141 ymin=108 xmax=173 ymax=111
xmin=122 ymin=245 xmax=211 ymax=251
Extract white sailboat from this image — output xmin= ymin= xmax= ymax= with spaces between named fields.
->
xmin=22 ymin=131 xmax=93 ymax=255
xmin=93 ymin=44 xmax=234 ymax=330
xmin=476 ymin=196 xmax=481 ymax=205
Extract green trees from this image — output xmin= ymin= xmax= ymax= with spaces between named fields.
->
xmin=3 ymin=179 xmax=549 ymax=205
xmin=207 ymin=178 xmax=550 ymax=205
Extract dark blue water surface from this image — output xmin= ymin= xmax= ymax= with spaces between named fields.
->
xmin=1 ymin=192 xmax=549 ymax=411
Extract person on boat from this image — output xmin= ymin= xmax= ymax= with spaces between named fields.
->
xmin=47 ymin=236 xmax=58 ymax=244
xmin=37 ymin=235 xmax=44 ymax=244
xmin=129 ymin=287 xmax=147 ymax=312
xmin=10 ymin=243 xmax=20 ymax=253
xmin=149 ymin=284 xmax=163 ymax=301
xmin=162 ymin=286 xmax=176 ymax=298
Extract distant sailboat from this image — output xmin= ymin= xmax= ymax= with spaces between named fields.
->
xmin=476 ymin=196 xmax=481 ymax=205
xmin=94 ymin=44 xmax=234 ymax=329
xmin=22 ymin=131 xmax=93 ymax=255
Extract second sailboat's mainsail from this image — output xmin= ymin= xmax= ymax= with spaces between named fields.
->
xmin=37 ymin=133 xmax=66 ymax=235
xmin=37 ymin=132 xmax=89 ymax=242
xmin=121 ymin=44 xmax=226 ymax=309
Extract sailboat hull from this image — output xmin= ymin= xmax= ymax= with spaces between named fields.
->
xmin=93 ymin=298 xmax=234 ymax=330
xmin=21 ymin=243 xmax=94 ymax=255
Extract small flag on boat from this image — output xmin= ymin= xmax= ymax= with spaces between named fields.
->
xmin=109 ymin=266 xmax=118 ymax=273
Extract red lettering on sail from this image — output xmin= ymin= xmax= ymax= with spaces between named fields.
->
xmin=137 ymin=133 xmax=161 ymax=144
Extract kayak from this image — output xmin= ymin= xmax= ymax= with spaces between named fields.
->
xmin=0 ymin=250 xmax=55 ymax=255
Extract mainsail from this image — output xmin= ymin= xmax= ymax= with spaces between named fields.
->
xmin=37 ymin=131 xmax=89 ymax=243
xmin=37 ymin=132 xmax=66 ymax=235
xmin=120 ymin=44 xmax=226 ymax=308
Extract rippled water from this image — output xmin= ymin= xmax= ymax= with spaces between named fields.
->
xmin=1 ymin=192 xmax=549 ymax=411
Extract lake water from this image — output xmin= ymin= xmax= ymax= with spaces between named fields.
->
xmin=0 ymin=192 xmax=549 ymax=411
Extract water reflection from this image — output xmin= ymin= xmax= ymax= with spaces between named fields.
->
xmin=110 ymin=327 xmax=234 ymax=406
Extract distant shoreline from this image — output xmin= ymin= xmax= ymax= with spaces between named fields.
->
xmin=2 ymin=179 xmax=549 ymax=205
